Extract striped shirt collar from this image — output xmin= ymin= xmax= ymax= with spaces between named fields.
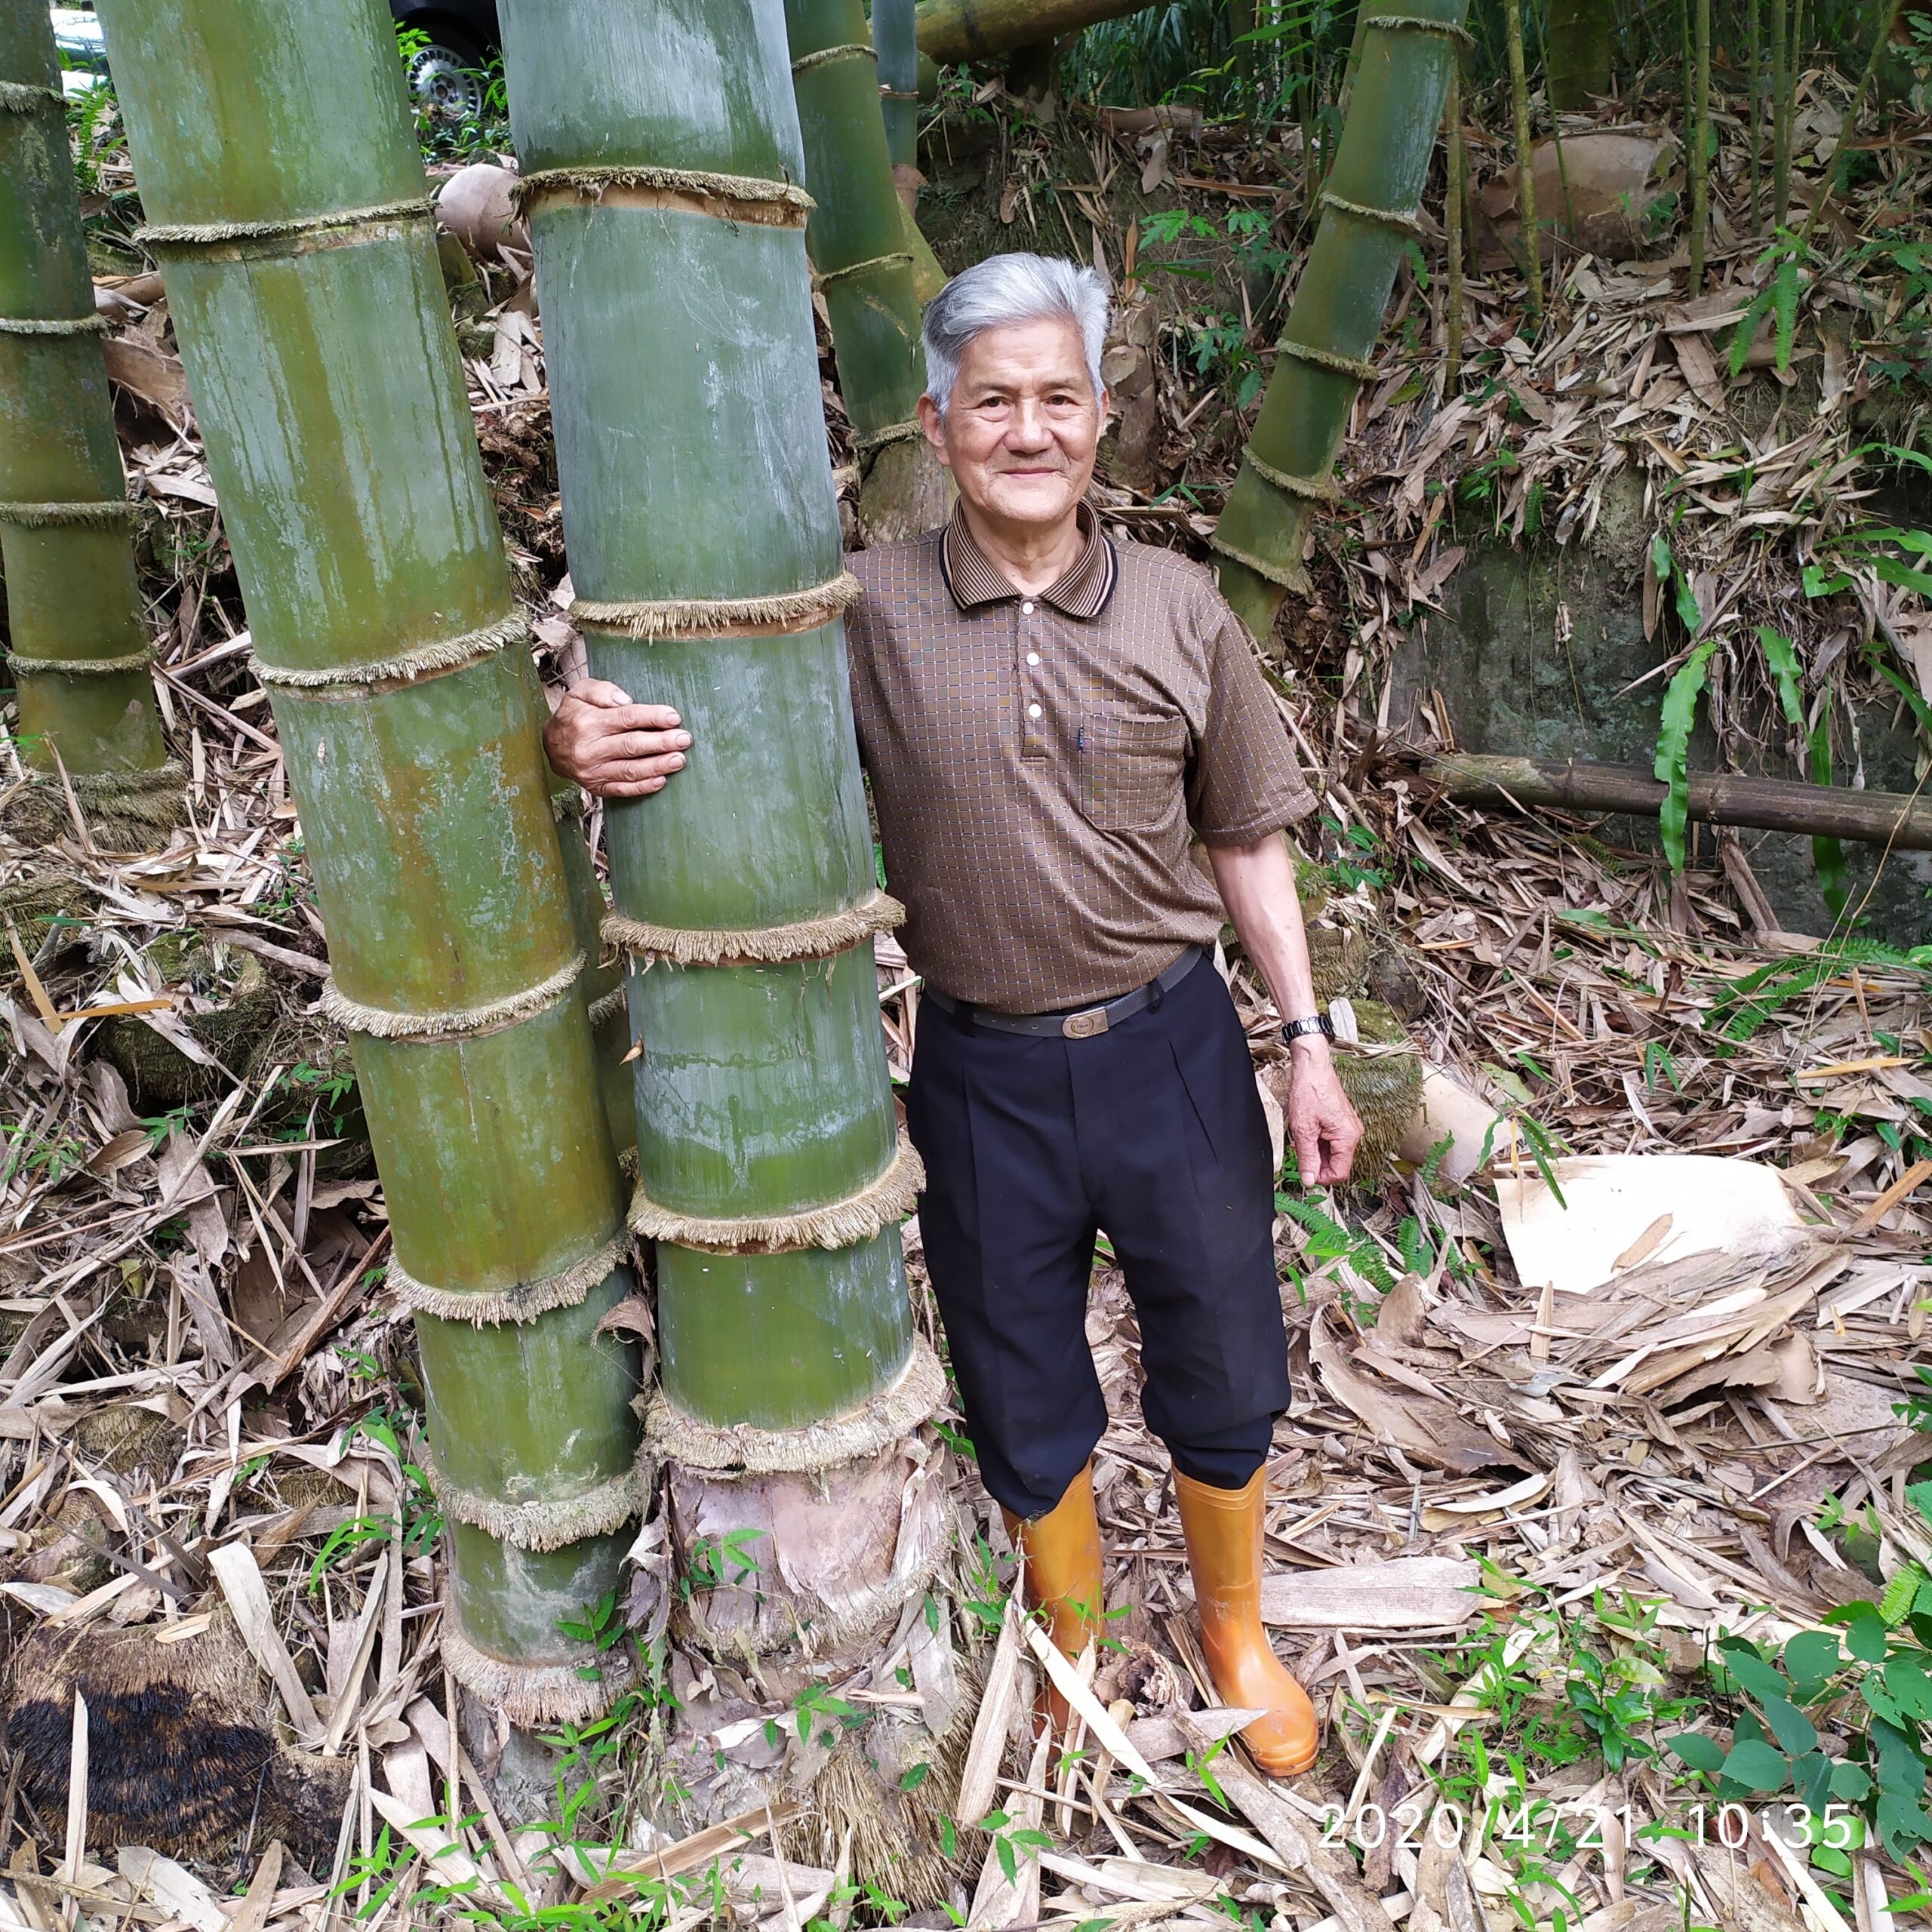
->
xmin=940 ymin=500 xmax=1117 ymax=619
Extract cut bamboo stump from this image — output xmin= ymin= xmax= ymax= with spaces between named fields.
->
xmin=1417 ymin=752 xmax=1932 ymax=850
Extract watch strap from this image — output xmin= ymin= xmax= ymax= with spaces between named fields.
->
xmin=1281 ymin=1013 xmax=1334 ymax=1043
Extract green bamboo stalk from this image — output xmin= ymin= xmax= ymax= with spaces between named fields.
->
xmin=1689 ymin=0 xmax=1712 ymax=288
xmin=874 ymin=0 xmax=920 ymax=166
xmin=499 ymin=0 xmax=943 ymax=1654
xmin=1445 ymin=62 xmax=1465 ymax=389
xmin=1211 ymin=0 xmax=1472 ymax=641
xmin=1546 ymin=0 xmax=1614 ymax=105
xmin=1770 ymin=0 xmax=1792 ymax=226
xmin=1746 ymin=0 xmax=1762 ymax=228
xmin=1531 ymin=4 xmax=1580 ymax=242
xmin=788 ymin=0 xmax=947 ymax=541
xmin=872 ymin=0 xmax=948 ymax=305
xmin=1504 ymin=0 xmax=1543 ymax=328
xmin=0 ymin=0 xmax=179 ymax=844
xmin=95 ymin=0 xmax=642 ymax=1727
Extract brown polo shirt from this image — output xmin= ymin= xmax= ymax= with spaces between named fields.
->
xmin=845 ymin=504 xmax=1315 ymax=1014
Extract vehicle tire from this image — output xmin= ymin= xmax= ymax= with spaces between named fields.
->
xmin=403 ymin=26 xmax=486 ymax=125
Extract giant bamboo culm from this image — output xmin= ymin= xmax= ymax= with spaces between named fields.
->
xmin=498 ymin=0 xmax=949 ymax=1687
xmin=95 ymin=0 xmax=644 ymax=1726
xmin=787 ymin=0 xmax=948 ymax=541
xmin=0 ymin=0 xmax=180 ymax=845
xmin=1211 ymin=0 xmax=1471 ymax=644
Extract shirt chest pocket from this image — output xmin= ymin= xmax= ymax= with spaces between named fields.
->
xmin=1078 ymin=711 xmax=1186 ymax=832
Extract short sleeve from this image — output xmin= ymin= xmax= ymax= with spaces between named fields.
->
xmin=1186 ymin=602 xmax=1317 ymax=843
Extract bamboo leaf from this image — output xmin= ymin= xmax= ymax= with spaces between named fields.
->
xmin=1772 ymin=252 xmax=1799 ymax=371
xmin=1728 ymin=285 xmax=1776 ymax=375
xmin=1653 ymin=638 xmax=1718 ymax=873
xmin=1758 ymin=625 xmax=1804 ymax=725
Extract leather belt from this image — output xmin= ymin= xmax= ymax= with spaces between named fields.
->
xmin=925 ymin=946 xmax=1203 ymax=1040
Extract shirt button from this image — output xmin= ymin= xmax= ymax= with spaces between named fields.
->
xmin=1026 ymin=651 xmax=1041 ymax=666
xmin=1027 ymin=703 xmax=1042 ymax=719
xmin=1021 ymin=601 xmax=1035 ymax=614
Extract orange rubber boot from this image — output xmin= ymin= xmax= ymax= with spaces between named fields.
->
xmin=1175 ymin=1469 xmax=1318 ymax=1777
xmin=1002 ymin=1461 xmax=1106 ymax=1739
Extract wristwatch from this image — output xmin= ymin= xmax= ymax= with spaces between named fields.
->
xmin=1281 ymin=1013 xmax=1334 ymax=1045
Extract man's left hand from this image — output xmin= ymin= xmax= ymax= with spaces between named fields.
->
xmin=1283 ymin=1038 xmax=1361 ymax=1187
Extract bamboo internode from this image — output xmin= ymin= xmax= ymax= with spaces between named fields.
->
xmin=0 ymin=0 xmax=177 ymax=838
xmin=96 ymin=0 xmax=642 ymax=1724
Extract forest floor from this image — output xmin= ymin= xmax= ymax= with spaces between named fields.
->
xmin=0 ymin=62 xmax=1928 ymax=1932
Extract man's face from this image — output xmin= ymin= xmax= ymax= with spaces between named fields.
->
xmin=918 ymin=317 xmax=1106 ymax=536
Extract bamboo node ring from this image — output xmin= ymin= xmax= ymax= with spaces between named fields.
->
xmin=630 ymin=1128 xmax=923 ymax=1256
xmin=322 ymin=949 xmax=586 ymax=1043
xmin=1277 ymin=339 xmax=1379 ymax=380
xmin=65 ymin=761 xmax=188 ymax=803
xmin=813 ymin=250 xmax=915 ymax=292
xmin=1241 ymin=450 xmax=1341 ymax=503
xmin=791 ymin=41 xmax=878 ymax=73
xmin=585 ymin=983 xmax=627 ymax=1029
xmin=6 ymin=648 xmax=154 ymax=678
xmin=443 ymin=1614 xmax=638 ymax=1727
xmin=1361 ymin=13 xmax=1477 ymax=43
xmin=136 ymin=198 xmax=433 ymax=248
xmin=421 ymin=1444 xmax=649 ymax=1552
xmin=1318 ymin=190 xmax=1424 ymax=235
xmin=0 ymin=499 xmax=135 ymax=528
xmin=0 ymin=312 xmax=109 ymax=337
xmin=513 ymin=165 xmax=813 ymax=229
xmin=252 ymin=608 xmax=529 ymax=689
xmin=601 ymin=887 xmax=903 ymax=968
xmin=572 ymin=570 xmax=861 ymax=641
xmin=642 ymin=1333 xmax=948 ymax=1475
xmin=1208 ymin=529 xmax=1310 ymax=593
xmin=388 ymin=1229 xmax=629 ymax=1326
xmin=0 ymin=80 xmax=63 ymax=112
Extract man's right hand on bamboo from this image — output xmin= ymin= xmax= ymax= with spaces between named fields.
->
xmin=543 ymin=683 xmax=688 ymax=798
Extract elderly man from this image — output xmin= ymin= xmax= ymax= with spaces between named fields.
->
xmin=547 ymin=253 xmax=1361 ymax=1777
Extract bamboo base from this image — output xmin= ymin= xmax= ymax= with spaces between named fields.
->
xmin=669 ymin=1435 xmax=950 ymax=1660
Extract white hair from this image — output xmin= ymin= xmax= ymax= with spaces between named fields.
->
xmin=922 ymin=253 xmax=1110 ymax=416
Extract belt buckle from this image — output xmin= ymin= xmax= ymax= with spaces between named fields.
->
xmin=1063 ymin=1006 xmax=1109 ymax=1039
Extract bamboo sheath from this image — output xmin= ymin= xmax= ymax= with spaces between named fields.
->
xmin=1212 ymin=0 xmax=1471 ymax=641
xmin=500 ymin=0 xmax=929 ymax=1474
xmin=0 ymin=0 xmax=177 ymax=829
xmin=95 ymin=0 xmax=641 ymax=1723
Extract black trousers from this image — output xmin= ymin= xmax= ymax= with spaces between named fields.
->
xmin=907 ymin=952 xmax=1291 ymax=1519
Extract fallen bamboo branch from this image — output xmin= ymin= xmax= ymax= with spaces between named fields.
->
xmin=1411 ymin=752 xmax=1932 ymax=851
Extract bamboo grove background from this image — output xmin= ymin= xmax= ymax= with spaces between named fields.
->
xmin=0 ymin=0 xmax=1926 ymax=1922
